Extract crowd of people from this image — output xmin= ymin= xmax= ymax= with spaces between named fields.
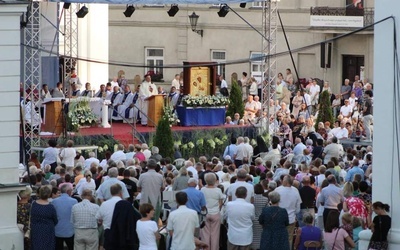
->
xmin=17 ymin=125 xmax=391 ymax=250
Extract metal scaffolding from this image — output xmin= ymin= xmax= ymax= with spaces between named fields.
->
xmin=23 ymin=1 xmax=42 ymax=159
xmin=262 ymin=0 xmax=278 ymax=132
xmin=63 ymin=3 xmax=79 ymax=86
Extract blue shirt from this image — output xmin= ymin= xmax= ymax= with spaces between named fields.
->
xmin=96 ymin=177 xmax=130 ymax=201
xmin=52 ymin=193 xmax=78 ymax=237
xmin=345 ymin=166 xmax=365 ymax=182
xmin=223 ymin=144 xmax=237 ymax=159
xmin=183 ymin=187 xmax=206 ymax=213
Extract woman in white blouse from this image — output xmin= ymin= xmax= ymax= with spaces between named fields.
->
xmin=59 ymin=140 xmax=76 ymax=175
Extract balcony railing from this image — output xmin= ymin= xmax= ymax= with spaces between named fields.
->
xmin=310 ymin=7 xmax=374 ymax=29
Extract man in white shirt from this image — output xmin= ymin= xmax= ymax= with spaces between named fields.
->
xmin=227 ymin=169 xmax=254 ymax=203
xmin=171 ymin=74 xmax=180 ymax=90
xmin=293 ymin=137 xmax=306 ymax=156
xmin=96 ymin=183 xmax=123 ymax=231
xmin=244 ymin=95 xmax=257 ymax=120
xmin=329 ymin=122 xmax=348 ymax=140
xmin=253 ymin=95 xmax=262 ymax=111
xmin=309 ymin=79 xmax=320 ymax=113
xmin=224 ymin=186 xmax=255 ymax=249
xmin=322 ymin=137 xmax=344 ymax=164
xmin=243 ymin=137 xmax=254 ymax=161
xmin=275 ymin=175 xmax=302 ymax=248
xmin=95 ymin=168 xmax=130 ymax=203
xmin=84 ymin=152 xmax=100 ymax=171
xmin=139 ymin=75 xmax=158 ymax=126
xmin=340 ymin=99 xmax=353 ymax=118
xmin=167 ymin=192 xmax=199 ymax=250
xmin=110 ymin=144 xmax=126 ymax=163
xmin=185 ymin=160 xmax=199 ymax=180
xmin=233 ymin=137 xmax=250 ymax=167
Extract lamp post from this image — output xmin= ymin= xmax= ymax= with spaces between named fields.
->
xmin=188 ymin=12 xmax=203 ymax=37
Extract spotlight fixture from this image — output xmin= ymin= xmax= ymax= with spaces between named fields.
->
xmin=217 ymin=4 xmax=229 ymax=17
xmin=240 ymin=3 xmax=246 ymax=8
xmin=188 ymin=12 xmax=203 ymax=37
xmin=63 ymin=3 xmax=71 ymax=9
xmin=76 ymin=6 xmax=89 ymax=18
xmin=167 ymin=4 xmax=179 ymax=17
xmin=124 ymin=5 xmax=135 ymax=17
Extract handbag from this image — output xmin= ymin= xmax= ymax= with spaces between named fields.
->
xmin=331 ymin=227 xmax=341 ymax=250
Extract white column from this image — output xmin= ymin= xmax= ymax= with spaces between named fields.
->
xmin=0 ymin=2 xmax=29 ymax=249
xmin=358 ymin=0 xmax=400 ymax=248
xmin=78 ymin=4 xmax=109 ymax=91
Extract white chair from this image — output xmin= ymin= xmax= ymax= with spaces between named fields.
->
xmin=173 ymin=158 xmax=186 ymax=169
xmin=162 ymin=190 xmax=177 ymax=221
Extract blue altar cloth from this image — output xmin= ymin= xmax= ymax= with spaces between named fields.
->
xmin=177 ymin=106 xmax=226 ymax=126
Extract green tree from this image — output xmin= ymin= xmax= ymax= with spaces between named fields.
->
xmin=153 ymin=113 xmax=174 ymax=159
xmin=315 ymin=90 xmax=334 ymax=130
xmin=226 ymin=80 xmax=244 ymax=118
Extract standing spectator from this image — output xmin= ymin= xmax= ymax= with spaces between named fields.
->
xmin=96 ymin=184 xmax=123 ymax=247
xmin=96 ymin=167 xmax=130 ymax=203
xmin=183 ymin=178 xmax=206 ymax=213
xmin=223 ymin=137 xmax=237 ymax=160
xmin=52 ymin=184 xmax=77 ymax=250
xmin=137 ymin=159 xmax=164 ymax=207
xmin=137 ymin=203 xmax=160 ymax=250
xmin=30 ymin=185 xmax=58 ymax=250
xmin=172 ymin=167 xmax=190 ymax=191
xmin=225 ymin=187 xmax=255 ymax=250
xmin=84 ymin=152 xmax=100 ymax=171
xmin=323 ymin=210 xmax=355 ymax=250
xmin=227 ymin=169 xmax=254 ymax=203
xmin=167 ymin=192 xmax=199 ymax=250
xmin=76 ymin=170 xmax=96 ymax=196
xmin=340 ymin=79 xmax=352 ymax=104
xmin=252 ymin=184 xmax=269 ymax=250
xmin=171 ymin=73 xmax=180 ymax=90
xmin=275 ymin=175 xmax=302 ymax=247
xmin=107 ymin=185 xmax=141 ymax=250
xmin=363 ymin=90 xmax=373 ymax=141
xmin=293 ymin=213 xmax=322 ymax=250
xmin=71 ymin=189 xmax=100 ymax=250
xmin=320 ymin=175 xmax=344 ymax=225
xmin=110 ymin=144 xmax=126 ymax=163
xmin=259 ymin=191 xmax=289 ymax=250
xmin=298 ymin=176 xmax=316 ymax=227
xmin=233 ymin=137 xmax=250 ymax=168
xmin=17 ymin=186 xmax=32 ymax=250
xmin=41 ymin=139 xmax=58 ymax=173
xmin=59 ymin=140 xmax=76 ymax=175
xmin=200 ymin=173 xmax=224 ymax=250
xmin=368 ymin=202 xmax=391 ymax=250
xmin=345 ymin=159 xmax=365 ymax=182
xmin=322 ymin=137 xmax=344 ymax=164
xmin=120 ymin=169 xmax=137 ymax=204
xmin=142 ymin=143 xmax=152 ymax=160
xmin=149 ymin=146 xmax=162 ymax=162
xmin=125 ymin=144 xmax=136 ymax=160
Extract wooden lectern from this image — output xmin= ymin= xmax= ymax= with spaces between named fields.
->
xmin=43 ymin=100 xmax=64 ymax=134
xmin=147 ymin=94 xmax=164 ymax=127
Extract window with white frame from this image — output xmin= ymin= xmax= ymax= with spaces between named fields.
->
xmin=145 ymin=48 xmax=164 ymax=75
xmin=250 ymin=52 xmax=265 ymax=83
xmin=211 ymin=50 xmax=226 ymax=77
xmin=252 ymin=1 xmax=263 ymax=8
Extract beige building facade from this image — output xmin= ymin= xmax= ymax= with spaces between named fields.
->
xmin=108 ymin=0 xmax=374 ymax=94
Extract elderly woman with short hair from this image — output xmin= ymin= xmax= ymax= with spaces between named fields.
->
xmin=172 ymin=166 xmax=189 ymax=191
xmin=30 ymin=185 xmax=58 ymax=250
xmin=259 ymin=191 xmax=289 ymax=250
xmin=294 ymin=212 xmax=322 ymax=250
xmin=17 ymin=186 xmax=33 ymax=250
xmin=200 ymin=173 xmax=225 ymax=250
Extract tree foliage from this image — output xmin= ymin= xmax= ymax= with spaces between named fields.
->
xmin=153 ymin=114 xmax=174 ymax=159
xmin=315 ymin=90 xmax=334 ymax=130
xmin=226 ymin=80 xmax=244 ymax=118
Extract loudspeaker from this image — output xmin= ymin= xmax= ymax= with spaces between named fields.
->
xmin=63 ymin=3 xmax=71 ymax=9
xmin=320 ymin=43 xmax=326 ymax=68
xmin=240 ymin=3 xmax=246 ymax=8
xmin=326 ymin=43 xmax=332 ymax=68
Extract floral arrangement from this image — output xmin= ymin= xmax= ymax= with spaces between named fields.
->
xmin=182 ymin=95 xmax=230 ymax=108
xmin=163 ymin=100 xmax=180 ymax=126
xmin=68 ymin=98 xmax=98 ymax=131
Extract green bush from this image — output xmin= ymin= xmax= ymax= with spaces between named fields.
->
xmin=226 ymin=80 xmax=244 ymax=118
xmin=315 ymin=90 xmax=334 ymax=130
xmin=153 ymin=114 xmax=174 ymax=159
